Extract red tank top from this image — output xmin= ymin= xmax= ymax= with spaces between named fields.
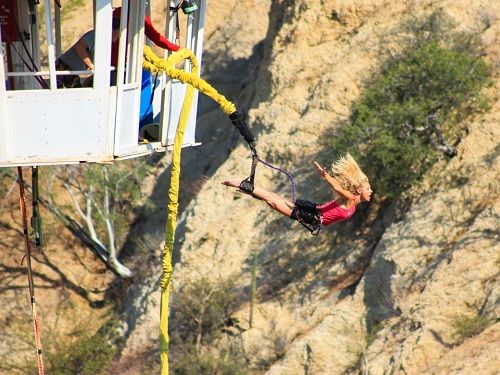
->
xmin=317 ymin=200 xmax=356 ymax=226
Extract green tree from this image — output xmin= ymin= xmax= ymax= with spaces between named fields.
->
xmin=172 ymin=277 xmax=240 ymax=349
xmin=452 ymin=314 xmax=492 ymax=344
xmin=44 ymin=319 xmax=122 ymax=375
xmin=332 ymin=11 xmax=490 ymax=198
xmin=170 ymin=277 xmax=248 ymax=374
xmin=172 ymin=343 xmax=248 ymax=375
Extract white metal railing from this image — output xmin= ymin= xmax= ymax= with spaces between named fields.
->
xmin=5 ymin=67 xmax=115 ymax=77
xmin=43 ymin=0 xmax=57 ymax=90
xmin=6 ymin=70 xmax=95 ymax=77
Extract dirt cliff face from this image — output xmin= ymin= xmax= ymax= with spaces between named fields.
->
xmin=127 ymin=0 xmax=498 ymax=374
xmin=1 ymin=0 xmax=498 ymax=374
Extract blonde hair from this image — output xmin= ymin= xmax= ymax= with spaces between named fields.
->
xmin=330 ymin=153 xmax=369 ymax=193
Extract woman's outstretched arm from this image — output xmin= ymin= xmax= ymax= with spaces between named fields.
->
xmin=312 ymin=161 xmax=355 ymax=201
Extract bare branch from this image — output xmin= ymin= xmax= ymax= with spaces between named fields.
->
xmin=63 ymin=182 xmax=87 ymax=222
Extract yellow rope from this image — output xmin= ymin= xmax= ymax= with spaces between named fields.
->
xmin=143 ymin=46 xmax=239 ymax=375
xmin=143 ymin=46 xmax=236 ymax=115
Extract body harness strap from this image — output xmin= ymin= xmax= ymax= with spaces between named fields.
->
xmin=239 ymin=145 xmax=259 ymax=194
xmin=298 ymin=220 xmax=321 ymax=236
xmin=238 ymin=151 xmax=298 ymax=203
xmin=226 ymin=112 xmax=259 ymax=194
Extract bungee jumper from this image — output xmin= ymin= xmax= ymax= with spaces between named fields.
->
xmin=223 ymin=153 xmax=373 ymax=235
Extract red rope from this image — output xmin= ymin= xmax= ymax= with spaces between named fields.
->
xmin=34 ymin=314 xmax=44 ymax=375
xmin=17 ymin=167 xmax=45 ymax=375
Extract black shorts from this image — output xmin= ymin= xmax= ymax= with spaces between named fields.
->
xmin=290 ymin=199 xmax=321 ymax=226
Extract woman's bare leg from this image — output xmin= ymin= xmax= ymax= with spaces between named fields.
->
xmin=222 ymin=179 xmax=294 ymax=217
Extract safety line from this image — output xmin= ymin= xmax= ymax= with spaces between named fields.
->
xmin=257 ymin=158 xmax=297 ymax=202
xmin=17 ymin=167 xmax=45 ymax=375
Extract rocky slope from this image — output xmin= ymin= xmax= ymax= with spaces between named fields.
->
xmin=120 ymin=0 xmax=500 ymax=374
xmin=0 ymin=0 xmax=498 ymax=374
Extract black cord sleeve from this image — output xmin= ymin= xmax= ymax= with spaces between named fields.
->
xmin=229 ymin=112 xmax=255 ymax=146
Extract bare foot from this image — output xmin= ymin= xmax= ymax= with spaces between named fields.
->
xmin=222 ymin=179 xmax=242 ymax=188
